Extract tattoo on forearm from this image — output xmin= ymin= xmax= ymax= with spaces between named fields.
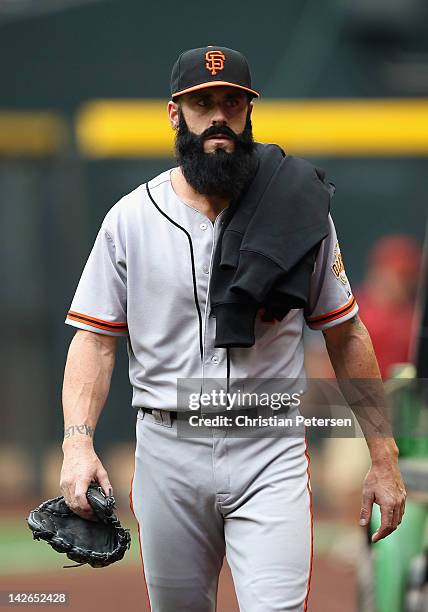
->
xmin=64 ymin=424 xmax=95 ymax=439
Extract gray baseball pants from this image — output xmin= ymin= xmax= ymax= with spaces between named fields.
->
xmin=130 ymin=408 xmax=313 ymax=612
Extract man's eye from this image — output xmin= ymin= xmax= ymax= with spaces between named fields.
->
xmin=226 ymin=98 xmax=240 ymax=107
xmin=196 ymin=99 xmax=208 ymax=107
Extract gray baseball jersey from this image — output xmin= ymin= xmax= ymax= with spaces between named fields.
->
xmin=66 ymin=167 xmax=358 ymax=612
xmin=65 ymin=168 xmax=358 ymax=408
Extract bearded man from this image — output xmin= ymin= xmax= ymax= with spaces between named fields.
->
xmin=61 ymin=46 xmax=406 ymax=612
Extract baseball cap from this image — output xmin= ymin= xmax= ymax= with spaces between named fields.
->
xmin=170 ymin=46 xmax=260 ymax=100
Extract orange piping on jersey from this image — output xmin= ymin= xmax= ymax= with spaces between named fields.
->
xmin=66 ymin=314 xmax=127 ymax=333
xmin=129 ymin=460 xmax=152 ymax=610
xmin=306 ymin=295 xmax=355 ymax=323
xmin=318 ymin=302 xmax=358 ymax=325
xmin=306 ymin=296 xmax=356 ymax=326
xmin=68 ymin=310 xmax=127 ymax=327
xmin=303 ymin=434 xmax=314 ymax=612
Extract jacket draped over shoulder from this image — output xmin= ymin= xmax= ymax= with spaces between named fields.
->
xmin=210 ymin=143 xmax=333 ymax=348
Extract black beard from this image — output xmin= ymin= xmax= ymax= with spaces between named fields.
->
xmin=174 ymin=109 xmax=257 ymax=201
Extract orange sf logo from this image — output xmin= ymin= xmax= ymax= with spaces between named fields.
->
xmin=205 ymin=50 xmax=225 ymax=75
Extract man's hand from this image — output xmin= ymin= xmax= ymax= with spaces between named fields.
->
xmin=360 ymin=457 xmax=407 ymax=543
xmin=60 ymin=443 xmax=113 ymax=521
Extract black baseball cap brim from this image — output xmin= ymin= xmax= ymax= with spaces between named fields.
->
xmin=172 ymin=80 xmax=259 ymax=99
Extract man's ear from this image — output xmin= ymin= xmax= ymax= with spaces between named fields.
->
xmin=168 ymin=100 xmax=179 ymax=129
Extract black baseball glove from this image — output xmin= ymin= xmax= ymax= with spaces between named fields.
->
xmin=27 ymin=483 xmax=131 ymax=568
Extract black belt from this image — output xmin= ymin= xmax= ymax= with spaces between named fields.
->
xmin=140 ymin=407 xmax=178 ymax=419
xmin=140 ymin=406 xmax=292 ymax=420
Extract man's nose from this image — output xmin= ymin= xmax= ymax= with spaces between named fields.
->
xmin=211 ymin=104 xmax=228 ymax=125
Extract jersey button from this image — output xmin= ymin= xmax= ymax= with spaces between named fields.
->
xmin=211 ymin=355 xmax=219 ymax=364
xmin=200 ymin=222 xmax=208 ymax=231
xmin=202 ymin=264 xmax=209 ymax=274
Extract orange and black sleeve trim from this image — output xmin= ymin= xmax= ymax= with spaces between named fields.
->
xmin=67 ymin=310 xmax=128 ymax=333
xmin=306 ymin=296 xmax=357 ymax=328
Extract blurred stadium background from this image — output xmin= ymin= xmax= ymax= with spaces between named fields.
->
xmin=1 ymin=0 xmax=428 ymax=610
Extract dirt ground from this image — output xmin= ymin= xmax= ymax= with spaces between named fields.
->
xmin=0 ymin=556 xmax=355 ymax=611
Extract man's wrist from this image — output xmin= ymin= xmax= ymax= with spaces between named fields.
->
xmin=62 ymin=423 xmax=96 ymax=451
xmin=367 ymin=437 xmax=399 ymax=466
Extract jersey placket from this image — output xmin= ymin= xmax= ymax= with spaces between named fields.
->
xmin=201 ymin=210 xmax=227 ymax=382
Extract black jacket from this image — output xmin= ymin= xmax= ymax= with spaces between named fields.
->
xmin=210 ymin=143 xmax=333 ymax=348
